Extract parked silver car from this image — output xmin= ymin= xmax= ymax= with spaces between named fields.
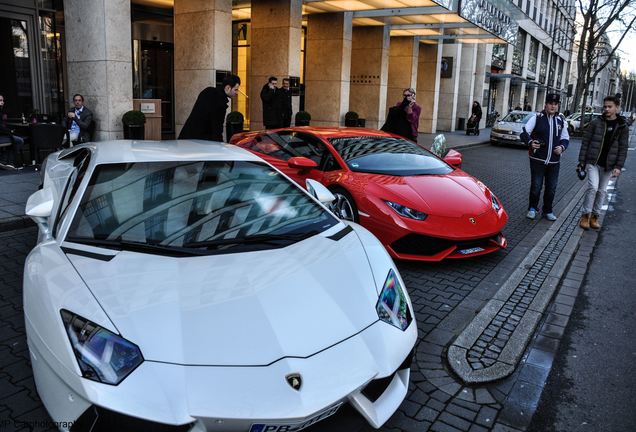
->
xmin=565 ymin=112 xmax=602 ymax=133
xmin=490 ymin=111 xmax=534 ymax=147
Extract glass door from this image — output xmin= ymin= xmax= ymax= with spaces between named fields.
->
xmin=133 ymin=40 xmax=175 ymax=139
xmin=0 ymin=15 xmax=36 ymax=118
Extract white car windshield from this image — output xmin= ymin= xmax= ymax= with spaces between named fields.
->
xmin=500 ymin=113 xmax=532 ymax=123
xmin=66 ymin=160 xmax=338 ymax=255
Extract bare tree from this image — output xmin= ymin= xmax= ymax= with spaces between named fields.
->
xmin=571 ymin=0 xmax=636 ymax=126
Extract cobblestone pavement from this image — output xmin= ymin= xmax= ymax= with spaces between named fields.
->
xmin=0 ymin=142 xmax=583 ymax=432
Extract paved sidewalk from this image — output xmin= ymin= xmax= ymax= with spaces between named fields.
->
xmin=0 ymin=129 xmax=492 ymax=232
xmin=0 ymin=167 xmax=40 ymax=232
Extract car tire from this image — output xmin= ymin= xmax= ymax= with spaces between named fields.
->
xmin=329 ymin=188 xmax=359 ymax=223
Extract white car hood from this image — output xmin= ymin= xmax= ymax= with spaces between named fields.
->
xmin=66 ymin=230 xmax=381 ymax=366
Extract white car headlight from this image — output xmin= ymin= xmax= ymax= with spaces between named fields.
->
xmin=376 ymin=270 xmax=413 ymax=331
xmin=61 ymin=310 xmax=144 ymax=385
xmin=384 ymin=200 xmax=427 ymax=221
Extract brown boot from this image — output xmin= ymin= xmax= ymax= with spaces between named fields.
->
xmin=579 ymin=213 xmax=590 ymax=230
xmin=590 ymin=213 xmax=601 ymax=229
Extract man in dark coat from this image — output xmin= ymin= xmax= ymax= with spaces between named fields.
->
xmin=577 ymin=95 xmax=629 ymax=230
xmin=381 ymin=98 xmax=414 ymax=141
xmin=260 ymin=76 xmax=280 ymax=129
xmin=179 ymin=74 xmax=241 ymax=142
xmin=277 ymin=78 xmax=293 ymax=128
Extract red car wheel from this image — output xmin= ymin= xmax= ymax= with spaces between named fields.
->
xmin=330 ymin=188 xmax=359 ymax=223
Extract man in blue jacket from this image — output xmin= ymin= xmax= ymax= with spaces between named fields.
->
xmin=520 ymin=93 xmax=570 ymax=221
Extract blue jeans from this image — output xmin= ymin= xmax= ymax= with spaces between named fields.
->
xmin=529 ymin=158 xmax=560 ymax=214
xmin=0 ymin=134 xmax=25 ymax=165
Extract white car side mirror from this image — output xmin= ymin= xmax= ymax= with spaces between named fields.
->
xmin=306 ymin=179 xmax=335 ymax=205
xmin=25 ymin=188 xmax=54 ymax=240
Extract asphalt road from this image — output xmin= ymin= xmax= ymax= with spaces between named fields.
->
xmin=529 ymin=143 xmax=636 ymax=432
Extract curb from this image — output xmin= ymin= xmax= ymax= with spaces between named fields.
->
xmin=447 ymin=180 xmax=587 ymax=383
xmin=0 ymin=215 xmax=34 ymax=233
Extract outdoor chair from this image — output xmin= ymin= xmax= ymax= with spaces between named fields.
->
xmin=31 ymin=123 xmax=66 ymax=164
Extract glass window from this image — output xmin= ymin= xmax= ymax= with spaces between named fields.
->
xmin=232 ymin=21 xmax=251 ymax=129
xmin=528 ymin=37 xmax=539 ymax=76
xmin=66 ymin=161 xmax=338 ymax=254
xmin=273 ymin=132 xmax=326 ymax=164
xmin=539 ymin=45 xmax=548 ymax=83
xmin=244 ymin=135 xmax=293 ymax=161
xmin=0 ymin=18 xmax=33 ymax=116
xmin=492 ymin=44 xmax=507 ymax=70
xmin=329 ymin=137 xmax=453 ymax=176
xmin=512 ymin=30 xmax=526 ymax=76
xmin=39 ymin=12 xmax=64 ymax=120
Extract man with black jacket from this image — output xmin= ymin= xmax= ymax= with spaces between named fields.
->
xmin=277 ymin=78 xmax=293 ymax=128
xmin=520 ymin=93 xmax=570 ymax=221
xmin=179 ymin=74 xmax=241 ymax=142
xmin=577 ymin=96 xmax=629 ymax=230
xmin=260 ymin=76 xmax=280 ymax=129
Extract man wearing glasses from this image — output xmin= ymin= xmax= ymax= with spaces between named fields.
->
xmin=398 ymin=88 xmax=421 ymax=141
xmin=65 ymin=94 xmax=93 ymax=145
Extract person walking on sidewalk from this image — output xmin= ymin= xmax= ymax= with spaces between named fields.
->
xmin=520 ymin=93 xmax=570 ymax=221
xmin=577 ymin=95 xmax=629 ymax=230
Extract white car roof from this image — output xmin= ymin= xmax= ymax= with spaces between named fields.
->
xmin=59 ymin=140 xmax=262 ymax=165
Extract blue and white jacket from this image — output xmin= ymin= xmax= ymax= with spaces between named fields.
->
xmin=520 ymin=111 xmax=570 ymax=164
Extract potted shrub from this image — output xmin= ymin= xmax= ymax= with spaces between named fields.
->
xmin=122 ymin=110 xmax=146 ymax=140
xmin=226 ymin=111 xmax=244 ymax=140
xmin=295 ymin=111 xmax=311 ymax=126
xmin=344 ymin=111 xmax=359 ymax=127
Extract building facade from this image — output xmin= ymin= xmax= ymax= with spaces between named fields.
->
xmin=0 ymin=0 xmax=575 ymax=141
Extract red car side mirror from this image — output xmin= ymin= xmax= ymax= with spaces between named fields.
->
xmin=443 ymin=149 xmax=462 ymax=168
xmin=288 ymin=156 xmax=318 ymax=170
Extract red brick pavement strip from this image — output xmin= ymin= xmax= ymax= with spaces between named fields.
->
xmin=448 ymin=183 xmax=586 ymax=383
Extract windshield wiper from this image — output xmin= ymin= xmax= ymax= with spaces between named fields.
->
xmin=65 ymin=237 xmax=206 ymax=257
xmin=183 ymin=232 xmax=316 ymax=249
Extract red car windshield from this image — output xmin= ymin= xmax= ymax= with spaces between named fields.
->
xmin=329 ymin=137 xmax=453 ymax=176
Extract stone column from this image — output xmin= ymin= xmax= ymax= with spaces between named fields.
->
xmin=437 ymin=43 xmax=462 ymax=131
xmin=250 ymin=0 xmax=302 ymax=130
xmin=305 ymin=12 xmax=352 ymax=127
xmin=386 ymin=37 xmax=419 ymax=118
xmin=529 ymin=86 xmax=538 ymax=111
xmin=416 ymin=42 xmax=441 ymax=133
xmin=174 ymin=0 xmax=232 ymax=137
xmin=473 ymin=43 xmax=491 ymax=128
xmin=494 ymin=44 xmax=514 ymax=116
xmin=456 ymin=42 xmax=478 ymax=130
xmin=64 ymin=0 xmax=132 ymax=141
xmin=349 ymin=26 xmax=390 ymax=129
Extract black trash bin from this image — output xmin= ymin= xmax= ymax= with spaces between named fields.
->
xmin=457 ymin=117 xmax=466 ymax=131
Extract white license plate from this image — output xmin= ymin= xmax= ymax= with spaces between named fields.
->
xmin=249 ymin=403 xmax=342 ymax=432
xmin=458 ymin=246 xmax=485 ymax=255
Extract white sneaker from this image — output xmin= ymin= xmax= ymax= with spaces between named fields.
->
xmin=544 ymin=212 xmax=557 ymax=221
xmin=526 ymin=208 xmax=537 ymax=219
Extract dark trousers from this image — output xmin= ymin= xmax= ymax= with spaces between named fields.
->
xmin=529 ymin=158 xmax=560 ymax=213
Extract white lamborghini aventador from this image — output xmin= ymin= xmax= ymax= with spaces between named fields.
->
xmin=23 ymin=140 xmax=417 ymax=432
